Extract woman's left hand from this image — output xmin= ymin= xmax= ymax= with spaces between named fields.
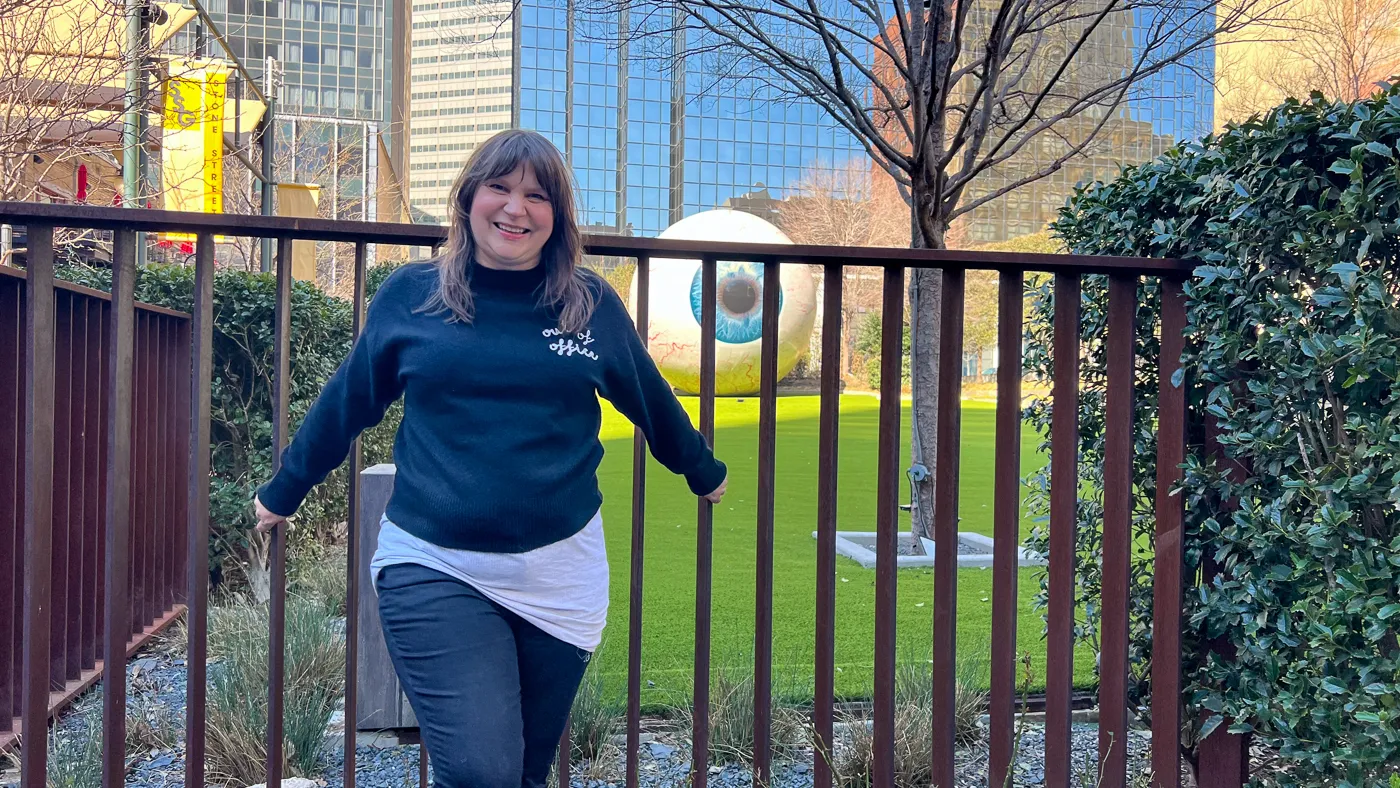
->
xmin=704 ymin=475 xmax=728 ymax=504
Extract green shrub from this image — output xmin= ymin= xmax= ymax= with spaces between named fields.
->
xmin=852 ymin=312 xmax=910 ymax=390
xmin=288 ymin=543 xmax=348 ymax=619
xmin=1032 ymin=86 xmax=1400 ymax=785
xmin=53 ymin=262 xmax=405 ymax=590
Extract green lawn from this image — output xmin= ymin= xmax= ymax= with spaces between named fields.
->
xmin=589 ymin=394 xmax=1097 ymax=707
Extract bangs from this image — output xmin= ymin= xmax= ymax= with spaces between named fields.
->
xmin=468 ymin=131 xmax=571 ymax=205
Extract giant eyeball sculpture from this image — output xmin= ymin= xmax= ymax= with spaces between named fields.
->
xmin=628 ymin=209 xmax=818 ymax=396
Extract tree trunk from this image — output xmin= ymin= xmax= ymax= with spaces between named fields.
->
xmin=246 ymin=533 xmax=272 ymax=603
xmin=908 ymin=223 xmax=942 ymax=543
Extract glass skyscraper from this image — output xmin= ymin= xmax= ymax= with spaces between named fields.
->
xmin=409 ymin=0 xmax=867 ymax=231
xmin=408 ymin=2 xmax=1214 ymax=241
xmin=197 ymin=0 xmax=389 ymax=120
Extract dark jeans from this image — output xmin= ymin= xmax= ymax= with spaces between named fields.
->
xmin=375 ymin=563 xmax=591 ymax=788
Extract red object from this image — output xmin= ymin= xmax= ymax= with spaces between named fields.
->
xmin=75 ymin=165 xmax=88 ymax=203
xmin=179 ymin=242 xmax=194 ymax=255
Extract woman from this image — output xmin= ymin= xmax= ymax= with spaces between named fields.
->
xmin=252 ymin=128 xmax=727 ymax=788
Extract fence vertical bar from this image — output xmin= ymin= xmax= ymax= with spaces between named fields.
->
xmin=102 ymin=229 xmax=137 ymax=788
xmin=268 ymin=236 xmax=294 ymax=788
xmin=152 ymin=321 xmax=167 ymax=618
xmin=1100 ymin=274 xmax=1137 ymax=788
xmin=345 ymin=241 xmax=368 ymax=788
xmin=692 ymin=255 xmax=718 ymax=788
xmin=174 ymin=317 xmax=188 ymax=609
xmin=9 ymin=278 xmax=22 ymax=730
xmin=20 ymin=223 xmax=56 ymax=788
xmin=128 ymin=312 xmax=144 ymax=638
xmin=419 ymin=743 xmax=429 ymax=786
xmin=558 ymin=716 xmax=571 ymax=788
xmin=931 ymin=266 xmax=964 ymax=788
xmin=873 ymin=263 xmax=904 ymax=788
xmin=0 ymin=277 xmax=20 ymax=731
xmin=86 ymin=299 xmax=107 ymax=673
xmin=186 ymin=232 xmax=215 ymax=788
xmin=987 ymin=270 xmax=1023 ymax=788
xmin=49 ymin=292 xmax=72 ymax=693
xmin=164 ymin=318 xmax=178 ymax=613
xmin=151 ymin=319 xmax=165 ymax=620
xmin=1045 ymin=272 xmax=1080 ymax=788
xmin=1151 ymin=277 xmax=1188 ymax=788
xmin=141 ymin=314 xmax=155 ymax=630
xmin=177 ymin=316 xmax=192 ymax=607
xmin=66 ymin=298 xmax=89 ymax=682
xmin=626 ymin=255 xmax=650 ymax=788
xmin=753 ymin=260 xmax=780 ymax=787
xmin=1197 ymin=423 xmax=1249 ymax=788
xmin=813 ymin=264 xmax=841 ymax=788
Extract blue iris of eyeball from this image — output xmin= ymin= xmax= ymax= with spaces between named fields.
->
xmin=627 ymin=209 xmax=818 ymax=396
xmin=689 ymin=262 xmax=785 ymax=345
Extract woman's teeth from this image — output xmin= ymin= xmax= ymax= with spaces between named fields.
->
xmin=495 ymin=222 xmax=527 ymax=234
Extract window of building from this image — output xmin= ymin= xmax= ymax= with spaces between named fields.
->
xmin=303 ymin=44 xmax=319 ymax=63
xmin=304 ymin=1 xmax=318 ymax=20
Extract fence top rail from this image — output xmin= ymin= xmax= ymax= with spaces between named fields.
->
xmin=0 ymin=263 xmax=192 ymax=320
xmin=0 ymin=201 xmax=1193 ymax=275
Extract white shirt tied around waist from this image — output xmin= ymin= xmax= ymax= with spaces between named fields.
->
xmin=370 ymin=509 xmax=610 ymax=652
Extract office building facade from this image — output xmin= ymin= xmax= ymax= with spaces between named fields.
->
xmin=408 ymin=0 xmax=868 ymax=232
xmin=953 ymin=6 xmax=1215 ymax=244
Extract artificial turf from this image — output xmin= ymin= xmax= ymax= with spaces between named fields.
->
xmin=588 ymin=394 xmax=1098 ymax=707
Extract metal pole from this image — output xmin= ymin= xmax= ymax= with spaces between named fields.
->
xmin=259 ymin=57 xmax=280 ymax=273
xmin=122 ymin=0 xmax=144 ymax=206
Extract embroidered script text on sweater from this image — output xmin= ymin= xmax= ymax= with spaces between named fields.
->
xmin=257 ymin=262 xmax=726 ymax=552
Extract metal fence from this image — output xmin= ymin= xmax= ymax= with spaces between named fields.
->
xmin=0 ymin=201 xmax=1247 ymax=788
xmin=0 ymin=264 xmax=190 ymax=753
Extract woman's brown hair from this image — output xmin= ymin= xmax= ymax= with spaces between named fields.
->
xmin=420 ymin=128 xmax=596 ymax=331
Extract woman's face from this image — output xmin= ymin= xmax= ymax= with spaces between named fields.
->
xmin=468 ymin=163 xmax=555 ymax=271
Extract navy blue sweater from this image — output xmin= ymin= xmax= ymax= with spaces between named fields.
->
xmin=257 ymin=261 xmax=726 ymax=553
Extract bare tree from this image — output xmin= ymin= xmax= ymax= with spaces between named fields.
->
xmin=0 ymin=0 xmax=150 ymax=203
xmin=779 ymin=161 xmax=907 ymax=377
xmin=595 ymin=0 xmax=1276 ymax=540
xmin=1218 ymin=0 xmax=1400 ymax=124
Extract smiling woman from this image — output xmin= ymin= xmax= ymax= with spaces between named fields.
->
xmin=251 ymin=128 xmax=729 ymax=788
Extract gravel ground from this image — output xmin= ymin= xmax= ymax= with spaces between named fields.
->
xmin=315 ymin=722 xmax=1150 ymax=788
xmin=11 ymin=640 xmax=1151 ymax=788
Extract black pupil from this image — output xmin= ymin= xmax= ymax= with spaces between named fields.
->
xmin=720 ymin=279 xmax=758 ymax=315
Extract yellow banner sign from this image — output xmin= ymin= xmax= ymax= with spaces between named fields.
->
xmin=161 ymin=64 xmax=227 ymax=231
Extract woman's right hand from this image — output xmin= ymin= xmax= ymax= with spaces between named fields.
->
xmin=253 ymin=495 xmax=290 ymax=533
